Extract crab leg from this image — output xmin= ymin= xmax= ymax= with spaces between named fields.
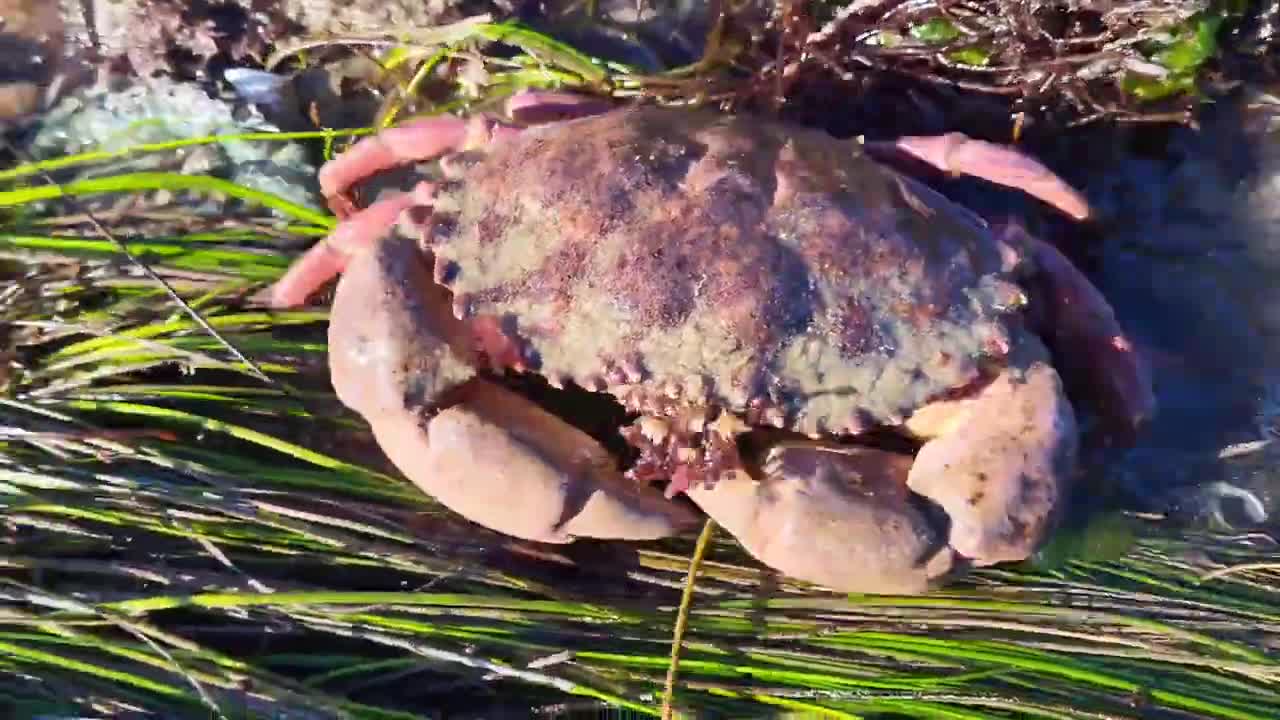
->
xmin=320 ymin=90 xmax=614 ymax=217
xmin=271 ymin=115 xmax=504 ymax=308
xmin=270 ymin=182 xmax=436 ymax=308
xmin=319 ymin=117 xmax=486 ymax=218
xmin=272 ymin=90 xmax=619 ymax=309
xmin=504 ymin=89 xmax=617 ymax=125
xmin=868 ymin=133 xmax=1091 ymax=220
xmin=1018 ymin=226 xmax=1157 ymax=436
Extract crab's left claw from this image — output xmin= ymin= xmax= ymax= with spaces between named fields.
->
xmin=388 ymin=379 xmax=701 ymax=543
xmin=685 ymin=444 xmax=957 ymax=594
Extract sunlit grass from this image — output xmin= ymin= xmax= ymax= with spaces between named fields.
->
xmin=1 ymin=10 xmax=1276 ymax=720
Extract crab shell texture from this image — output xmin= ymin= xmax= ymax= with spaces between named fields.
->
xmin=305 ymin=102 xmax=1152 ymax=595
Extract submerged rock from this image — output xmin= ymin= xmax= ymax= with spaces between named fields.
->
xmin=27 ymin=75 xmax=321 ymax=217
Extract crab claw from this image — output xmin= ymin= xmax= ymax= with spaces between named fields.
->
xmin=330 ymin=230 xmax=696 ymax=543
xmin=687 ymin=337 xmax=1081 ymax=583
xmin=395 ymin=379 xmax=701 ymax=543
xmin=685 ymin=445 xmax=956 ymax=594
xmin=904 ymin=337 xmax=1078 ymax=565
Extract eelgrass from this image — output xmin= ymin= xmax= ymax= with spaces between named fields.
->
xmin=2 ymin=11 xmax=1278 ymax=720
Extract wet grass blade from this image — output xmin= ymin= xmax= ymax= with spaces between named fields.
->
xmin=0 ymin=172 xmax=335 ymax=229
xmin=0 ymin=233 xmax=294 ymax=281
xmin=0 ymin=129 xmax=372 ymax=185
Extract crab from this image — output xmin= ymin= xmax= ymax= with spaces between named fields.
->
xmin=268 ymin=90 xmax=1155 ymax=594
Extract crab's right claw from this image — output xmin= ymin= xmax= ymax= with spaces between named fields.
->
xmin=378 ymin=379 xmax=702 ymax=543
xmin=685 ymin=444 xmax=956 ymax=594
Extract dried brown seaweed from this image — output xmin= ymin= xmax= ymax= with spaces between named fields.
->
xmin=697 ymin=0 xmax=1274 ymax=129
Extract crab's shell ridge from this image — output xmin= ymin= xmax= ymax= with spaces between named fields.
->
xmin=426 ymin=106 xmax=1024 ymax=435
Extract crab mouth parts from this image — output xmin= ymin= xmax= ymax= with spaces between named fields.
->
xmin=478 ymin=363 xmax=946 ymax=506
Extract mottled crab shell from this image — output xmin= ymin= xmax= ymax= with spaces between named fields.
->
xmin=421 ymin=106 xmax=1028 ymax=438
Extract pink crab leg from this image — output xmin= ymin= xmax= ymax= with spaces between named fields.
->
xmin=276 ymin=92 xmax=615 ymax=308
xmin=504 ymin=89 xmax=617 ymax=124
xmin=319 ymin=92 xmax=611 ymax=217
xmin=318 ymin=116 xmax=500 ymax=217
xmin=1004 ymin=223 xmax=1157 ymax=435
xmin=269 ymin=182 xmax=436 ymax=308
xmin=870 ymin=133 xmax=1092 ymax=221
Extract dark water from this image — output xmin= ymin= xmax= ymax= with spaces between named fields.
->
xmin=1066 ymin=96 xmax=1280 ymax=530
